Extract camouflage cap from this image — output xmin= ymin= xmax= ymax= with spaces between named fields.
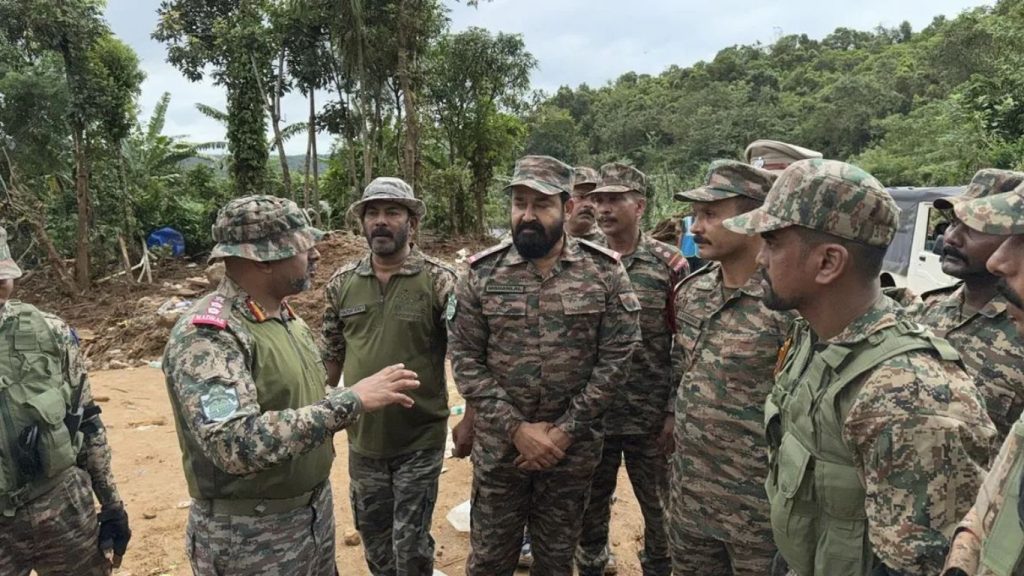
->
xmin=347 ymin=177 xmax=426 ymax=221
xmin=722 ymin=159 xmax=899 ymax=247
xmin=0 ymin=227 xmax=22 ymax=280
xmin=209 ymin=195 xmax=324 ymax=263
xmin=744 ymin=140 xmax=822 ymax=173
xmin=589 ymin=162 xmax=646 ymax=195
xmin=573 ymin=166 xmax=600 ymax=191
xmin=934 ymin=168 xmax=1024 ymax=211
xmin=955 ymin=183 xmax=1024 ymax=236
xmin=505 ymin=155 xmax=574 ymax=196
xmin=675 ymin=159 xmax=777 ymax=203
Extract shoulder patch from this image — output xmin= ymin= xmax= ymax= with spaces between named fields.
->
xmin=578 ymin=238 xmax=621 ymax=261
xmin=649 ymin=241 xmax=689 ymax=274
xmin=468 ymin=241 xmax=513 ymax=267
xmin=191 ymin=295 xmax=230 ymax=330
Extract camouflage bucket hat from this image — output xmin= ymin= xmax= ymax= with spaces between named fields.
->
xmin=505 ymin=155 xmax=574 ymax=196
xmin=934 ymin=168 xmax=1024 ymax=211
xmin=209 ymin=195 xmax=324 ymax=263
xmin=589 ymin=162 xmax=646 ymax=195
xmin=573 ymin=166 xmax=600 ymax=191
xmin=722 ymin=159 xmax=899 ymax=247
xmin=347 ymin=177 xmax=426 ymax=222
xmin=675 ymin=159 xmax=777 ymax=203
xmin=0 ymin=227 xmax=23 ymax=280
xmin=955 ymin=183 xmax=1024 ymax=235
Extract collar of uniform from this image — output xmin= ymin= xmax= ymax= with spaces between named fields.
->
xmin=0 ymin=302 xmax=13 ymax=325
xmin=354 ymin=246 xmax=427 ymax=277
xmin=503 ymin=234 xmax=582 ymax=266
xmin=940 ymin=283 xmax=1008 ymax=319
xmin=217 ymin=276 xmax=294 ymax=323
xmin=826 ymin=294 xmax=900 ymax=346
xmin=629 ymin=233 xmax=661 ymax=264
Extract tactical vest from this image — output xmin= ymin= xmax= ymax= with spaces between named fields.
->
xmin=0 ymin=302 xmax=80 ymax=514
xmin=334 ymin=266 xmax=448 ymax=458
xmin=979 ymin=418 xmax=1024 ymax=576
xmin=174 ymin=301 xmax=333 ymax=502
xmin=766 ymin=320 xmax=959 ymax=576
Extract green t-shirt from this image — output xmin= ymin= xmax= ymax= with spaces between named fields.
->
xmin=327 ymin=257 xmax=450 ymax=458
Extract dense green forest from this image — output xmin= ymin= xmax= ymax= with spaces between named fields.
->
xmin=1 ymin=0 xmax=1023 ymax=293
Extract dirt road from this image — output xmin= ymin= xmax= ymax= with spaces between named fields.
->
xmin=94 ymin=367 xmax=649 ymax=576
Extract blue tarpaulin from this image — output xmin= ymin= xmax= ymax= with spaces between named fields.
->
xmin=146 ymin=227 xmax=186 ymax=257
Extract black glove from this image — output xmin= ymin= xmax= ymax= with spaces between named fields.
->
xmin=98 ymin=505 xmax=131 ymax=566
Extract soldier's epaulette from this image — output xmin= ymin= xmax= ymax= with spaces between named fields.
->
xmin=674 ymin=261 xmax=716 ymax=291
xmin=423 ymin=253 xmax=457 ymax=275
xmin=649 ymin=240 xmax=688 ymax=274
xmin=919 ymin=282 xmax=960 ymax=300
xmin=468 ymin=240 xmax=513 ymax=267
xmin=578 ymin=238 xmax=621 ymax=261
xmin=191 ymin=294 xmax=231 ymax=330
xmin=326 ymin=260 xmax=361 ymax=285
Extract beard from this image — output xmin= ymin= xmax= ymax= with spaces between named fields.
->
xmin=762 ymin=275 xmax=799 ymax=311
xmin=997 ymin=277 xmax=1024 ymax=309
xmin=366 ymin=222 xmax=411 ymax=257
xmin=513 ymin=217 xmax=564 ymax=259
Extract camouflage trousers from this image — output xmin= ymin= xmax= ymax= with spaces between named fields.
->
xmin=186 ymin=480 xmax=337 ymax=576
xmin=576 ymin=433 xmax=671 ymax=576
xmin=0 ymin=467 xmax=110 ymax=576
xmin=467 ymin=450 xmax=598 ymax=576
xmin=348 ymin=448 xmax=444 ymax=576
xmin=667 ymin=508 xmax=776 ymax=576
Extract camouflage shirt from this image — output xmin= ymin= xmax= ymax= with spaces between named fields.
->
xmin=671 ymin=263 xmax=794 ymax=544
xmin=943 ymin=414 xmax=1024 ymax=576
xmin=783 ymin=296 xmax=996 ymax=574
xmin=163 ymin=277 xmax=362 ymax=477
xmin=0 ymin=303 xmax=121 ymax=508
xmin=603 ymin=234 xmax=687 ymax=435
xmin=913 ymin=283 xmax=1024 ymax=441
xmin=448 ymin=236 xmax=641 ymax=468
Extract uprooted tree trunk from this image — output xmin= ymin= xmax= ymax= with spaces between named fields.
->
xmin=1 ymin=151 xmax=77 ymax=296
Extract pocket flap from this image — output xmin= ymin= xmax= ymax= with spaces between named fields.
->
xmin=777 ymin=432 xmax=813 ymax=499
xmin=562 ymin=292 xmax=604 ymax=315
xmin=481 ymin=295 xmax=527 ymax=316
xmin=25 ymin=388 xmax=67 ymax=426
xmin=635 ymin=289 xmax=666 ymax=310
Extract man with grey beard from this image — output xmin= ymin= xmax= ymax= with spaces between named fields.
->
xmin=322 ymin=177 xmax=456 ymax=576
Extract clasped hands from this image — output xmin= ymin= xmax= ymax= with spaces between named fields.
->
xmin=512 ymin=422 xmax=571 ymax=471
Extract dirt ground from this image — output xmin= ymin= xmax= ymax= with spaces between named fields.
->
xmin=93 ymin=367 xmax=650 ymax=576
xmin=16 ymin=232 xmax=652 ymax=576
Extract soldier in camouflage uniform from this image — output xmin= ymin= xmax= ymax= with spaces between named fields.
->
xmin=321 ymin=178 xmax=455 ymax=576
xmin=574 ymin=162 xmax=688 ymax=576
xmin=943 ymin=184 xmax=1024 ymax=576
xmin=0 ymin=227 xmax=131 ymax=575
xmin=162 ymin=195 xmax=421 ymax=576
xmin=723 ymin=159 xmax=996 ymax=575
xmin=566 ymin=166 xmax=607 ymax=244
xmin=449 ymin=155 xmax=641 ymax=576
xmin=668 ymin=160 xmax=792 ymax=575
xmin=911 ymin=169 xmax=1024 ymax=443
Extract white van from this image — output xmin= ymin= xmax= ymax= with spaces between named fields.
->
xmin=880 ymin=186 xmax=965 ymax=294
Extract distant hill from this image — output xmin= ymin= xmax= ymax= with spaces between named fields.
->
xmin=180 ymin=155 xmax=329 ymax=175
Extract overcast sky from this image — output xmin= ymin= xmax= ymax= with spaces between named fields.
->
xmin=104 ymin=0 xmax=994 ymax=155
